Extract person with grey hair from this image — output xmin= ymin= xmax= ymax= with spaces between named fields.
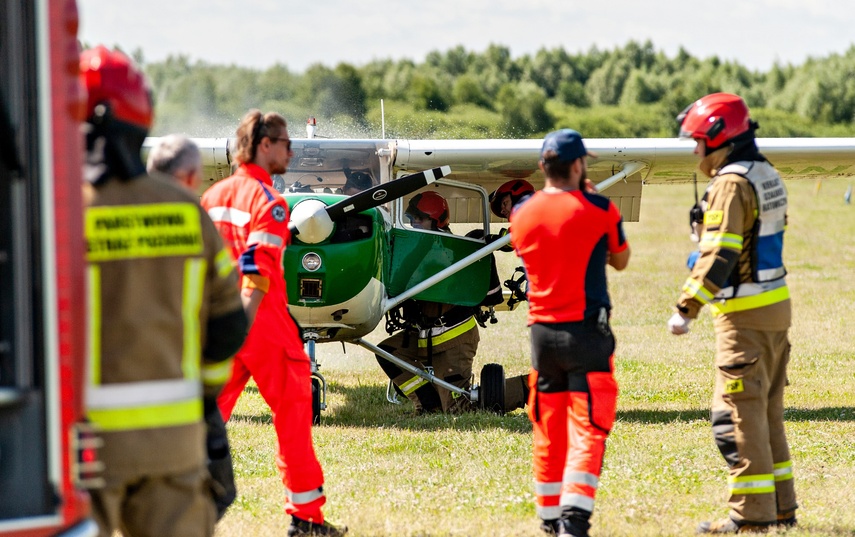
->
xmin=147 ymin=132 xmax=237 ymax=521
xmin=146 ymin=133 xmax=204 ymax=193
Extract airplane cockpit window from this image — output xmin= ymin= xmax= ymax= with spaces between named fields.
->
xmin=399 ymin=182 xmax=490 ymax=240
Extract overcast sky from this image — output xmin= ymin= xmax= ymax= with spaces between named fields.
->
xmin=78 ymin=0 xmax=854 ymax=73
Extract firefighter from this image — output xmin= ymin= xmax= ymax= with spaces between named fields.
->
xmin=489 ymin=179 xmax=535 ymax=219
xmin=146 ymin=133 xmax=237 ymax=521
xmin=80 ymin=46 xmax=247 ymax=537
xmin=510 ymin=129 xmax=630 ymax=537
xmin=375 ymin=191 xmax=529 ymax=414
xmin=668 ymin=93 xmax=797 ymax=533
xmin=200 ymin=109 xmax=347 ymax=536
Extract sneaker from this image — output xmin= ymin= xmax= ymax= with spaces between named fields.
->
xmin=539 ymin=519 xmax=559 ymax=535
xmin=696 ymin=517 xmax=768 ymax=534
xmin=287 ymin=516 xmax=348 ymax=536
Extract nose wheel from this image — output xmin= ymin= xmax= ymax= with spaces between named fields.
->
xmin=305 ymin=333 xmax=326 ymax=425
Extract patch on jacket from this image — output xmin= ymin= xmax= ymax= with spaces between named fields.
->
xmin=704 ymin=210 xmax=723 ymax=225
xmin=272 ymin=205 xmax=286 ymax=222
xmin=724 ymin=378 xmax=744 ymax=394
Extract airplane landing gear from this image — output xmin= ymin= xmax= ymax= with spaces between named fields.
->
xmin=304 ymin=332 xmax=326 ymax=425
xmin=478 ymin=363 xmax=505 ymax=415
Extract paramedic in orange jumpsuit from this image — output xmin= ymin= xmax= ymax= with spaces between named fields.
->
xmin=200 ymin=110 xmax=346 ymax=537
xmin=510 ymin=129 xmax=630 ymax=537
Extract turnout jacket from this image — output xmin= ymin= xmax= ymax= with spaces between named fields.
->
xmin=677 ymin=147 xmax=791 ymax=331
xmin=83 ymin=174 xmax=243 ymax=475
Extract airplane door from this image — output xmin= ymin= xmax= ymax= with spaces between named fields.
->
xmin=386 ymin=228 xmax=490 ymax=306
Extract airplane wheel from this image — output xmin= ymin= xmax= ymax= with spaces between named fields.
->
xmin=479 ymin=363 xmax=505 ymax=415
xmin=311 ymin=377 xmax=322 ymax=426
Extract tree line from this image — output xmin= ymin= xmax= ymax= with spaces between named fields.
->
xmin=135 ymin=40 xmax=855 ymax=140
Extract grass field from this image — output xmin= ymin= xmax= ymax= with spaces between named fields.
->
xmin=215 ymin=177 xmax=855 ymax=536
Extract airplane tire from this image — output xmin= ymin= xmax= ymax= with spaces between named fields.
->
xmin=479 ymin=363 xmax=505 ymax=415
xmin=311 ymin=377 xmax=322 ymax=426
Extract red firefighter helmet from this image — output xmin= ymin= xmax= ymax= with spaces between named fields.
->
xmin=406 ymin=191 xmax=449 ymax=229
xmin=489 ymin=179 xmax=534 ymax=218
xmin=676 ymin=92 xmax=751 ymax=150
xmin=79 ymin=45 xmax=153 ymax=130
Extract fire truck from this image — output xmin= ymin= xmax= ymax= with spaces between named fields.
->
xmin=0 ymin=0 xmax=99 ymax=535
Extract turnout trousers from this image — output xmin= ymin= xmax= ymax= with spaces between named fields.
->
xmin=528 ymin=320 xmax=618 ymax=532
xmin=91 ymin=464 xmax=215 ymax=537
xmin=217 ymin=311 xmax=327 ymax=524
xmin=712 ymin=327 xmax=796 ymax=525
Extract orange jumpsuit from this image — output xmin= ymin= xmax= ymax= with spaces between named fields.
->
xmin=511 ymin=190 xmax=628 ymax=535
xmin=201 ymin=163 xmax=327 ymax=523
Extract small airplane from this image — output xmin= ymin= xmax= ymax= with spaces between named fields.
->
xmin=144 ymin=121 xmax=855 ymax=423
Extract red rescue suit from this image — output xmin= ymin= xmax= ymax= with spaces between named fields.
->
xmin=201 ymin=163 xmax=326 ymax=523
xmin=511 ymin=190 xmax=628 ymax=532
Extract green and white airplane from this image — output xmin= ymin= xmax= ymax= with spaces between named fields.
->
xmin=144 ymin=129 xmax=855 ymax=422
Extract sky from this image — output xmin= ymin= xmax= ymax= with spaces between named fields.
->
xmin=77 ymin=0 xmax=855 ymax=73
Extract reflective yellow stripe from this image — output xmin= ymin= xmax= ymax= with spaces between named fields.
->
xmin=710 ymin=286 xmax=790 ymax=316
xmin=774 ymin=460 xmax=794 ymax=482
xmin=214 ymin=248 xmax=234 ymax=278
xmin=85 ymin=203 xmax=203 ymax=261
xmin=417 ymin=317 xmax=477 ymax=348
xmin=88 ymin=398 xmax=202 ymax=431
xmin=400 ymin=375 xmax=428 ymax=396
xmin=87 ymin=265 xmax=102 ymax=385
xmin=202 ymin=358 xmax=234 ymax=386
xmin=182 ymin=259 xmax=205 ymax=381
xmin=728 ymin=473 xmax=775 ymax=494
xmin=700 ymin=232 xmax=743 ymax=251
xmin=682 ymin=278 xmax=714 ymax=305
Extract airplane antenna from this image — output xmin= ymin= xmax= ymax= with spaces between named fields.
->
xmin=381 ymin=99 xmax=386 ymax=139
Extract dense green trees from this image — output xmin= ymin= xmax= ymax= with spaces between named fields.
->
xmin=140 ymin=41 xmax=855 ymax=139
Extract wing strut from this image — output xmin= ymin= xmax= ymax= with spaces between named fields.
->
xmin=595 ymin=161 xmax=645 ymax=192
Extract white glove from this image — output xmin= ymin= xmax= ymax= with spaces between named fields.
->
xmin=667 ymin=312 xmax=691 ymax=335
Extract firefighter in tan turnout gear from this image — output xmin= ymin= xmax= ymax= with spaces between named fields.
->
xmin=668 ymin=93 xmax=797 ymax=533
xmin=375 ymin=191 xmax=529 ymax=414
xmin=80 ymin=46 xmax=247 ymax=537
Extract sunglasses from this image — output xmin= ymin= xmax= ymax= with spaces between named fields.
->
xmin=269 ymin=137 xmax=292 ymax=151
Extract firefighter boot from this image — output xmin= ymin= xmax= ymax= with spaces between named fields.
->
xmin=776 ymin=510 xmax=797 ymax=529
xmin=287 ymin=516 xmax=348 ymax=536
xmin=696 ymin=517 xmax=769 ymax=534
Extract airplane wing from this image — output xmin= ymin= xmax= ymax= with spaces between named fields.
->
xmin=143 ymin=136 xmax=855 ymax=223
xmin=395 ymin=137 xmax=855 ymax=222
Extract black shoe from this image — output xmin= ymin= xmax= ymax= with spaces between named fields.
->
xmin=540 ymin=519 xmax=559 ymax=535
xmin=287 ymin=516 xmax=348 ymax=536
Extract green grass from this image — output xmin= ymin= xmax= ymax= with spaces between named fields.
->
xmin=215 ymin=177 xmax=855 ymax=536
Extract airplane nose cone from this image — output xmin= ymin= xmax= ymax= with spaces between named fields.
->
xmin=290 ymin=199 xmax=334 ymax=244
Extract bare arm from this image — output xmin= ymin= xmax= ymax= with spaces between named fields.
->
xmin=608 ymin=245 xmax=631 ymax=271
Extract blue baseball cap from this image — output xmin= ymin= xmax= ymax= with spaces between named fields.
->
xmin=540 ymin=129 xmax=597 ymax=162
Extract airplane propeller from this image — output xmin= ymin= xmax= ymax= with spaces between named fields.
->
xmin=288 ymin=165 xmax=452 ymax=243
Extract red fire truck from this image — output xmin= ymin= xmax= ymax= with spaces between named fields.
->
xmin=0 ymin=0 xmax=99 ymax=535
